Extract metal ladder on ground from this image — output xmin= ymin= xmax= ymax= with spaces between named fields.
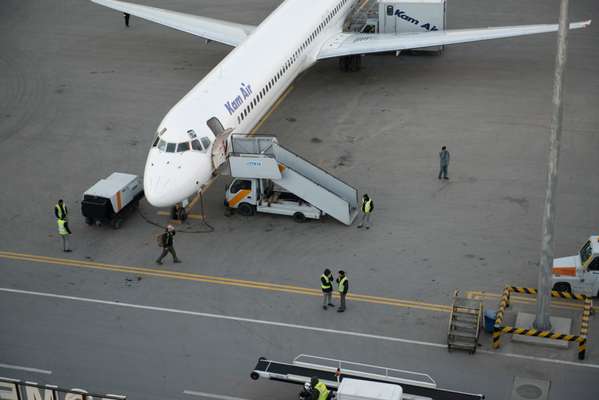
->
xmin=447 ymin=290 xmax=482 ymax=353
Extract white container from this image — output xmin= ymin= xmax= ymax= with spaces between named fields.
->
xmin=378 ymin=0 xmax=446 ymax=51
xmin=337 ymin=379 xmax=403 ymax=400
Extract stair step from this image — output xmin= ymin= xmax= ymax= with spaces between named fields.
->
xmin=448 ymin=339 xmax=477 ymax=350
xmin=452 ymin=313 xmax=478 ymax=322
xmin=451 ymin=320 xmax=478 ymax=331
xmin=450 ymin=323 xmax=478 ymax=333
xmin=449 ymin=330 xmax=477 ymax=340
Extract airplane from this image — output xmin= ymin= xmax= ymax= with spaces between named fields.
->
xmin=90 ymin=0 xmax=591 ymax=207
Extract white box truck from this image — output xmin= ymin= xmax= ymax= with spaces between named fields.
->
xmin=358 ymin=1 xmax=446 ymax=52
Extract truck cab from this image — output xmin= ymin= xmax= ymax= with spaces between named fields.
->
xmin=552 ymin=235 xmax=599 ymax=297
xmin=225 ymin=177 xmax=322 ymax=222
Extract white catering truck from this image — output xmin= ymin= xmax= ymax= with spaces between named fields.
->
xmin=552 ymin=235 xmax=599 ymax=297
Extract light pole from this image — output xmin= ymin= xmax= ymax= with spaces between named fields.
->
xmin=534 ymin=0 xmax=570 ymax=331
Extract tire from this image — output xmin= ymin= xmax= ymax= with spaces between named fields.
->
xmin=85 ymin=217 xmax=93 ymax=226
xmin=238 ymin=203 xmax=255 ymax=217
xmin=553 ymin=282 xmax=571 ymax=293
xmin=250 ymin=372 xmax=259 ymax=380
xmin=293 ymin=212 xmax=306 ymax=223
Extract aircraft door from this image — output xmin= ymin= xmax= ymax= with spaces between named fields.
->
xmin=208 ymin=116 xmax=233 ymax=171
xmin=207 ymin=117 xmax=225 ymax=136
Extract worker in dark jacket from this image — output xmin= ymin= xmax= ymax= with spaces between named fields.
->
xmin=156 ymin=225 xmax=182 ymax=265
xmin=357 ymin=194 xmax=373 ymax=229
xmin=311 ymin=377 xmax=330 ymax=400
xmin=320 ymin=268 xmax=335 ymax=310
xmin=54 ymin=199 xmax=68 ymax=221
xmin=336 ymin=270 xmax=349 ymax=312
xmin=438 ymin=146 xmax=450 ymax=180
xmin=57 ymin=218 xmax=72 ymax=252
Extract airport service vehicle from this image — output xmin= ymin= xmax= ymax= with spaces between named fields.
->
xmin=81 ymin=172 xmax=143 ymax=229
xmin=90 ymin=0 xmax=591 ymax=208
xmin=552 ymin=235 xmax=599 ymax=297
xmin=251 ymin=354 xmax=484 ymax=400
xmin=224 ymin=135 xmax=358 ymax=225
xmin=225 ymin=178 xmax=322 ymax=222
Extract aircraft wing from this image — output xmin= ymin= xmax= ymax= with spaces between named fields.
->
xmin=90 ymin=0 xmax=255 ymax=46
xmin=317 ymin=20 xmax=591 ymax=59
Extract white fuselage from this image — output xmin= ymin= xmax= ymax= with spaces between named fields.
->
xmin=144 ymin=0 xmax=358 ymax=206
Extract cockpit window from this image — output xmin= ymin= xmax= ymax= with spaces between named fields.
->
xmin=177 ymin=142 xmax=190 ymax=152
xmin=166 ymin=143 xmax=176 ymax=153
xmin=157 ymin=139 xmax=167 ymax=151
xmin=201 ymin=137 xmax=211 ymax=149
xmin=191 ymin=139 xmax=203 ymax=151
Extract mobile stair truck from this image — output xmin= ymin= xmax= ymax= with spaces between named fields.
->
xmin=224 ymin=135 xmax=359 ymax=225
xmin=251 ymin=354 xmax=485 ymax=400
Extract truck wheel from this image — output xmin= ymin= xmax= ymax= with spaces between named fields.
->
xmin=85 ymin=217 xmax=93 ymax=226
xmin=553 ymin=282 xmax=571 ymax=293
xmin=250 ymin=372 xmax=259 ymax=380
xmin=293 ymin=212 xmax=306 ymax=223
xmin=238 ymin=203 xmax=255 ymax=217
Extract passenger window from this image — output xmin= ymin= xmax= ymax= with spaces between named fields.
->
xmin=166 ymin=143 xmax=176 ymax=153
xmin=201 ymin=137 xmax=211 ymax=149
xmin=589 ymin=257 xmax=599 ymax=271
xmin=387 ymin=5 xmax=394 ymax=16
xmin=177 ymin=142 xmax=190 ymax=152
xmin=158 ymin=140 xmax=167 ymax=151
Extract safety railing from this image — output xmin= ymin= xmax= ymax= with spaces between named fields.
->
xmin=292 ymin=354 xmax=436 ymax=388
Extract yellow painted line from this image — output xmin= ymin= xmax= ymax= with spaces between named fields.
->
xmin=0 ymin=251 xmax=451 ymax=313
xmin=467 ymin=291 xmax=598 ymax=312
xmin=250 ymin=85 xmax=295 ymax=136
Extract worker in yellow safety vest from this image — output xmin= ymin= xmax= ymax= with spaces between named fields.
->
xmin=336 ymin=270 xmax=349 ymax=313
xmin=57 ymin=218 xmax=72 ymax=252
xmin=357 ymin=193 xmax=373 ymax=229
xmin=54 ymin=199 xmax=68 ymax=221
xmin=320 ymin=268 xmax=335 ymax=310
xmin=310 ymin=377 xmax=330 ymax=400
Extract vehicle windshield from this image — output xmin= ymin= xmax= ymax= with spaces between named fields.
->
xmin=580 ymin=241 xmax=592 ymax=265
xmin=151 ymin=132 xmax=212 ymax=153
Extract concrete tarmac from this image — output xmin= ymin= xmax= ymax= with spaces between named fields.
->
xmin=1 ymin=1 xmax=598 ymax=399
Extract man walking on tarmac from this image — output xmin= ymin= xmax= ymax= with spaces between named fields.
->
xmin=320 ymin=268 xmax=335 ymax=310
xmin=438 ymin=146 xmax=450 ymax=180
xmin=357 ymin=193 xmax=373 ymax=229
xmin=156 ymin=225 xmax=182 ymax=265
xmin=336 ymin=270 xmax=349 ymax=312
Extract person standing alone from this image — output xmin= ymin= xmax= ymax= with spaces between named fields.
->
xmin=336 ymin=270 xmax=349 ymax=312
xmin=357 ymin=194 xmax=373 ymax=229
xmin=438 ymin=146 xmax=450 ymax=180
xmin=156 ymin=225 xmax=182 ymax=265
xmin=320 ymin=268 xmax=335 ymax=310
xmin=57 ymin=218 xmax=72 ymax=252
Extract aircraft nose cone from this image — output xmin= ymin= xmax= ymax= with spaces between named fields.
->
xmin=143 ymin=175 xmax=175 ymax=207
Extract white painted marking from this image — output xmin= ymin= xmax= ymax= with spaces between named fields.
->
xmin=0 ymin=363 xmax=52 ymax=375
xmin=183 ymin=390 xmax=251 ymax=400
xmin=2 ymin=287 xmax=598 ymax=370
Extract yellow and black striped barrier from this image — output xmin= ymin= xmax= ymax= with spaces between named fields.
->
xmin=509 ymin=286 xmax=588 ymax=301
xmin=492 ymin=285 xmax=592 ymax=359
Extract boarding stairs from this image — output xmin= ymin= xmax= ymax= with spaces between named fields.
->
xmin=345 ymin=0 xmax=379 ymax=32
xmin=225 ymin=135 xmax=358 ymax=225
xmin=447 ymin=290 xmax=482 ymax=353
